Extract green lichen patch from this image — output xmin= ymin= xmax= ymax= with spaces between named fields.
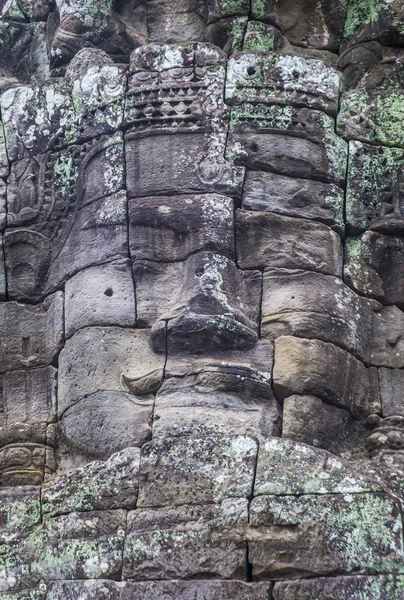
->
xmin=343 ymin=0 xmax=386 ymax=39
xmin=42 ymin=448 xmax=140 ymax=517
xmin=250 ymin=492 xmax=404 ymax=577
xmin=217 ymin=0 xmax=250 ymax=17
xmin=254 ymin=439 xmax=382 ymax=496
xmin=137 ymin=435 xmax=258 ymax=507
xmin=243 ymin=22 xmax=282 ymax=52
xmin=345 ymin=141 xmax=404 ymax=232
xmin=338 ymin=90 xmax=404 ymax=148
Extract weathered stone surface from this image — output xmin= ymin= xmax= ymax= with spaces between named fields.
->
xmin=338 ymin=91 xmax=404 ymax=148
xmin=379 ymin=369 xmax=404 ymax=417
xmin=42 ymin=448 xmax=140 ymax=516
xmin=5 ymin=191 xmax=128 ymax=302
xmin=344 ymin=232 xmax=404 ymax=307
xmin=153 ymin=342 xmax=279 ymax=439
xmin=243 ymin=21 xmax=290 ymax=53
xmin=249 ymin=493 xmax=403 ymax=579
xmin=64 ymin=260 xmax=136 ymax=338
xmin=138 ymin=436 xmax=257 ymax=507
xmin=261 ymin=268 xmax=373 ymax=361
xmin=273 ymin=575 xmax=404 ymax=600
xmin=0 ymin=486 xmax=41 ymax=547
xmin=343 ymin=0 xmax=404 ymax=46
xmin=0 ymin=591 xmax=45 ymax=600
xmin=47 ymin=580 xmax=272 ymax=600
xmin=282 ymin=395 xmax=369 ymax=459
xmin=273 ymin=336 xmax=381 ymax=418
xmin=60 ymin=391 xmax=153 ymax=460
xmin=58 ymin=326 xmax=163 ymax=412
xmin=226 ymin=52 xmax=341 ymax=115
xmin=3 ymin=366 xmax=57 ymax=424
xmin=227 ymin=105 xmax=347 ymax=186
xmin=254 ymin=438 xmax=379 ymax=497
xmin=371 ymin=306 xmax=404 ymax=368
xmin=126 ymin=131 xmax=243 ymax=199
xmin=0 ymin=292 xmax=63 ymax=372
xmin=345 ymin=142 xmax=404 ymax=233
xmin=250 ymin=1 xmax=348 ymax=52
xmin=129 ymin=194 xmax=234 ymax=262
xmin=236 ymin=211 xmax=343 ymax=276
xmin=0 ymin=510 xmax=126 ymax=590
xmin=123 ymin=500 xmax=248 ymax=580
xmin=242 ymin=171 xmax=344 ymax=232
xmin=133 ymin=252 xmax=261 ymax=352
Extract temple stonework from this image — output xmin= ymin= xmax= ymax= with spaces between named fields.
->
xmin=0 ymin=0 xmax=404 ymax=598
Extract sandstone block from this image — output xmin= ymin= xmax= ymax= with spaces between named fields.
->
xmin=58 ymin=326 xmax=164 ymax=413
xmin=379 ymin=368 xmax=404 ymax=417
xmin=0 ymin=510 xmax=126 ymax=591
xmin=273 ymin=336 xmax=380 ymax=418
xmin=344 ymin=232 xmax=404 ymax=307
xmin=4 ymin=366 xmax=57 ymax=424
xmin=0 ymin=487 xmax=41 ymax=547
xmin=126 ymin=131 xmax=244 ymax=199
xmin=42 ymin=448 xmax=140 ymax=516
xmin=226 ymin=52 xmax=341 ymax=115
xmin=133 ymin=252 xmax=261 ymax=353
xmin=273 ymin=575 xmax=404 ymax=600
xmin=261 ymin=268 xmax=373 ymax=361
xmin=254 ymin=438 xmax=379 ymax=497
xmin=345 ymin=142 xmax=404 ymax=233
xmin=65 ymin=260 xmax=136 ymax=338
xmin=0 ymin=292 xmax=63 ymax=373
xmin=123 ymin=500 xmax=248 ymax=580
xmin=122 ymin=581 xmax=272 ymax=599
xmin=282 ymin=395 xmax=369 ymax=459
xmin=371 ymin=306 xmax=404 ymax=368
xmin=249 ymin=493 xmax=403 ymax=579
xmin=242 ymin=171 xmax=344 ymax=233
xmin=227 ymin=106 xmax=347 ymax=186
xmin=236 ymin=211 xmax=343 ymax=276
xmin=138 ymin=435 xmax=258 ymax=507
xmin=129 ymin=194 xmax=234 ymax=262
xmin=5 ymin=191 xmax=128 ymax=302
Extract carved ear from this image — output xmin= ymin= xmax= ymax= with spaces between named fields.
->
xmin=121 ymin=369 xmax=164 ymax=395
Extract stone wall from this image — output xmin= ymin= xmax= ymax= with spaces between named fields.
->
xmin=0 ymin=1 xmax=404 ymax=598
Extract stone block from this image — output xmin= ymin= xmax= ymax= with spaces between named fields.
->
xmin=0 ymin=180 xmax=7 ymax=229
xmin=227 ymin=105 xmax=347 ymax=186
xmin=342 ymin=0 xmax=404 ymax=46
xmin=249 ymin=493 xmax=403 ymax=579
xmin=0 ymin=510 xmax=126 ymax=590
xmin=125 ymin=131 xmax=244 ymax=199
xmin=345 ymin=142 xmax=404 ymax=233
xmin=4 ymin=366 xmax=57 ymax=424
xmin=379 ymin=368 xmax=404 ymax=417
xmin=0 ymin=293 xmax=63 ymax=373
xmin=261 ymin=268 xmax=373 ymax=361
xmin=123 ymin=500 xmax=248 ymax=580
xmin=236 ymin=211 xmax=343 ymax=276
xmin=254 ymin=438 xmax=380 ymax=497
xmin=243 ymin=21 xmax=290 ymax=52
xmin=0 ymin=487 xmax=41 ymax=547
xmin=42 ymin=448 xmax=140 ymax=516
xmin=273 ymin=575 xmax=404 ymax=600
xmin=344 ymin=232 xmax=404 ymax=307
xmin=5 ymin=191 xmax=128 ymax=302
xmin=338 ymin=91 xmax=404 ymax=148
xmin=0 ymin=423 xmax=52 ymax=486
xmin=129 ymin=194 xmax=235 ymax=262
xmin=242 ymin=171 xmax=344 ymax=233
xmin=226 ymin=52 xmax=341 ymax=115
xmin=58 ymin=327 xmax=164 ymax=413
xmin=122 ymin=581 xmax=272 ymax=599
xmin=65 ymin=260 xmax=136 ymax=338
xmin=273 ymin=336 xmax=380 ymax=418
xmin=6 ymin=133 xmax=124 ymax=229
xmin=47 ymin=581 xmax=121 ymax=600
xmin=138 ymin=435 xmax=258 ymax=507
xmin=250 ymin=0 xmax=347 ymax=51
xmin=282 ymin=395 xmax=369 ymax=459
xmin=133 ymin=252 xmax=261 ymax=353
xmin=371 ymin=306 xmax=404 ymax=368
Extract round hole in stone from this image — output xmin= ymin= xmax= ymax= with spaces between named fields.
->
xmin=247 ymin=66 xmax=256 ymax=76
xmin=104 ymin=287 xmax=114 ymax=297
xmin=250 ymin=142 xmax=259 ymax=152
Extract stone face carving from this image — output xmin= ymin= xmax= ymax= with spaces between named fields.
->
xmin=1 ymin=3 xmax=404 ymax=598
